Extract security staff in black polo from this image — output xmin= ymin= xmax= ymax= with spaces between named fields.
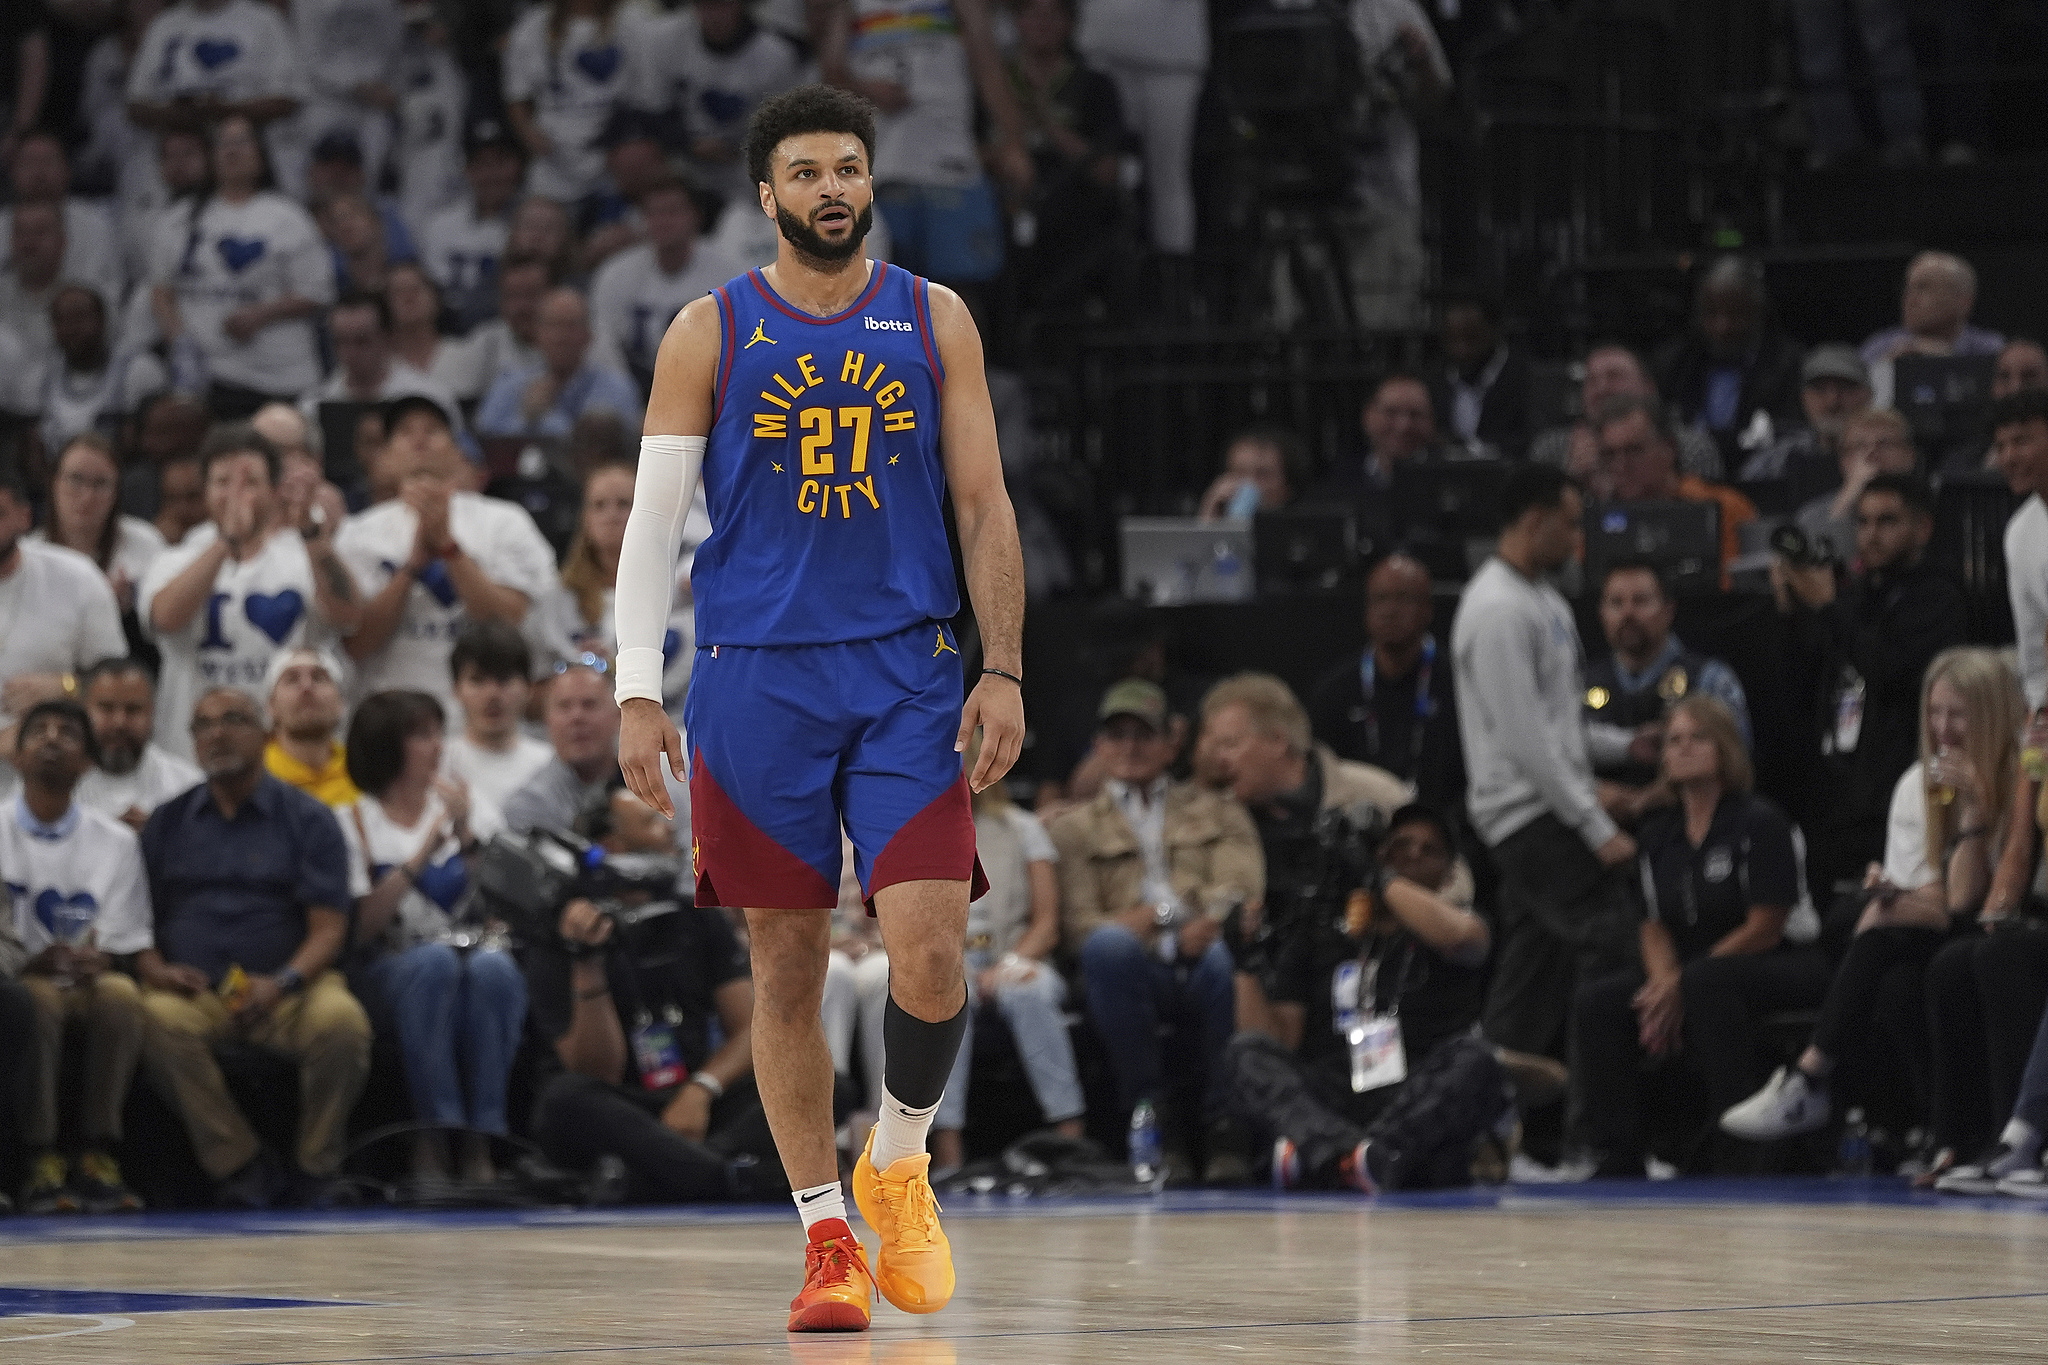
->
xmin=1571 ymin=696 xmax=1830 ymax=1177
xmin=1583 ymin=559 xmax=1751 ymax=802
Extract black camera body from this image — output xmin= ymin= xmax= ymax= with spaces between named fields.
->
xmin=1231 ymin=801 xmax=1387 ymax=976
xmin=1770 ymin=522 xmax=1837 ymax=568
xmin=468 ymin=828 xmax=685 ymax=948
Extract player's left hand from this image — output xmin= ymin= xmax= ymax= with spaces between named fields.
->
xmin=957 ymin=675 xmax=1024 ymax=793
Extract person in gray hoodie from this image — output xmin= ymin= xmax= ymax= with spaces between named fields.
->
xmin=1450 ymin=463 xmax=1638 ymax=1064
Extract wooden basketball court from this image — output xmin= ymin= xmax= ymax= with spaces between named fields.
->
xmin=4 ymin=1181 xmax=2045 ymax=1362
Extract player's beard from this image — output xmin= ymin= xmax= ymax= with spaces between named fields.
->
xmin=775 ymin=197 xmax=873 ymax=270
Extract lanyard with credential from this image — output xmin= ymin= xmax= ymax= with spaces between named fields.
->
xmin=1360 ymin=635 xmax=1436 ymax=767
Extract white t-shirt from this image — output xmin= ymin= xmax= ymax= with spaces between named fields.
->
xmin=419 ymin=196 xmax=510 ymax=330
xmin=848 ymin=0 xmax=980 ymax=187
xmin=588 ymin=240 xmax=743 ymax=383
xmin=75 ymin=744 xmax=206 ymax=823
xmin=502 ymin=8 xmax=646 ymax=202
xmin=129 ymin=0 xmax=305 ymax=109
xmin=332 ymin=491 xmax=561 ymax=706
xmin=0 ymin=540 xmax=129 ymax=710
xmin=295 ymin=0 xmax=402 ymax=105
xmin=1881 ymin=763 xmax=1938 ymax=892
xmin=2007 ymin=495 xmax=2047 ymax=710
xmin=1 ymin=797 xmax=154 ymax=957
xmin=38 ymin=351 xmax=172 ymax=454
xmin=967 ymin=806 xmax=1056 ymax=953
xmin=395 ymin=46 xmax=471 ymax=240
xmin=339 ymin=789 xmax=503 ymax=908
xmin=443 ymin=731 xmax=554 ymax=817
xmin=465 ymin=318 xmax=541 ymax=398
xmin=298 ymin=359 xmax=465 ymax=436
xmin=150 ymin=192 xmax=337 ymax=395
xmin=635 ymin=13 xmax=803 ymax=202
xmin=24 ymin=517 xmax=167 ymax=603
xmin=139 ymin=523 xmax=335 ymax=760
xmin=0 ymin=321 xmax=44 ymax=416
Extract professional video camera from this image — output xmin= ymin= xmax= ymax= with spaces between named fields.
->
xmin=1229 ymin=801 xmax=1388 ymax=977
xmin=468 ymin=827 xmax=685 ymax=948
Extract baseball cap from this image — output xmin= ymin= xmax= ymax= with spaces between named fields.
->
xmin=1801 ymin=344 xmax=1869 ymax=388
xmin=1098 ymin=678 xmax=1168 ymax=731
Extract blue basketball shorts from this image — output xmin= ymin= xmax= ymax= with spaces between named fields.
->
xmin=683 ymin=620 xmax=987 ymax=911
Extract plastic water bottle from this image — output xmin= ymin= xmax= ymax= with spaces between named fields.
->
xmin=1838 ymin=1108 xmax=1874 ymax=1177
xmin=1128 ymin=1100 xmax=1163 ymax=1189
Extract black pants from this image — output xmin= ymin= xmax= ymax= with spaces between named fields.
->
xmin=1481 ymin=815 xmax=1639 ymax=1061
xmin=531 ymin=1072 xmax=782 ymax=1203
xmin=1220 ymin=1031 xmax=1393 ymax=1179
xmin=1925 ymin=925 xmax=2048 ymax=1153
xmin=1812 ymin=922 xmax=1974 ymax=1124
xmin=0 ymin=979 xmax=35 ymax=1177
xmin=1575 ymin=948 xmax=1833 ymax=1167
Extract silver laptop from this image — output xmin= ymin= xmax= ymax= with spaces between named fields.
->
xmin=1120 ymin=517 xmax=1256 ymax=605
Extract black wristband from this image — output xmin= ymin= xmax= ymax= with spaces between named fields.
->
xmin=981 ymin=667 xmax=1023 ymax=688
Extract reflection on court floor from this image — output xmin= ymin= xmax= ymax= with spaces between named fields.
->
xmin=3 ymin=1181 xmax=2045 ymax=1363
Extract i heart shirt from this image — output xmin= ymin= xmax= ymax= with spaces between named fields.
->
xmin=148 ymin=191 xmax=337 ymax=395
xmin=1 ymin=797 xmax=154 ymax=959
xmin=139 ymin=525 xmax=338 ymax=761
xmin=128 ymin=0 xmax=304 ymax=107
xmin=502 ymin=9 xmax=646 ymax=201
xmin=333 ymin=491 xmax=560 ymax=708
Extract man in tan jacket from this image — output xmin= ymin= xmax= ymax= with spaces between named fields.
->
xmin=1050 ymin=680 xmax=1264 ymax=1185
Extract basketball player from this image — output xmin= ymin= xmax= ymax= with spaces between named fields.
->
xmin=613 ymin=86 xmax=1025 ymax=1333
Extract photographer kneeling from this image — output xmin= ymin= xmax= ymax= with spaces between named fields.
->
xmin=1223 ymin=803 xmax=1502 ymax=1192
xmin=526 ymin=787 xmax=780 ymax=1201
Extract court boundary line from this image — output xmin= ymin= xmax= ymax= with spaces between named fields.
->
xmin=208 ymin=1288 xmax=2048 ymax=1365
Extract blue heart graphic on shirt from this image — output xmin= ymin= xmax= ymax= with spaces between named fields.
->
xmin=244 ymin=589 xmax=305 ymax=643
xmin=375 ymin=857 xmax=469 ymax=911
xmin=194 ymin=38 xmax=241 ymax=69
xmin=701 ymin=89 xmax=746 ymax=124
xmin=381 ymin=558 xmax=459 ymax=607
xmin=661 ymin=628 xmax=682 ymax=668
xmin=575 ymin=46 xmax=621 ymax=82
xmin=34 ymin=889 xmax=99 ymax=939
xmin=217 ymin=236 xmax=267 ymax=273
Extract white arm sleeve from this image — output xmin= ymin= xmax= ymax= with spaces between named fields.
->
xmin=614 ymin=433 xmax=707 ymax=705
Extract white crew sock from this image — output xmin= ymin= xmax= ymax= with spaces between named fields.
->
xmin=793 ymin=1180 xmax=846 ymax=1234
xmin=869 ymin=1083 xmax=940 ymax=1170
xmin=2001 ymin=1117 xmax=2041 ymax=1159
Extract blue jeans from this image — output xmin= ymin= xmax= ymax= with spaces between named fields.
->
xmin=363 ymin=943 xmax=527 ymax=1135
xmin=1790 ymin=0 xmax=1924 ymax=156
xmin=937 ymin=949 xmax=1086 ymax=1132
xmin=874 ymin=180 xmax=1005 ymax=284
xmin=1080 ymin=924 xmax=1235 ymax=1122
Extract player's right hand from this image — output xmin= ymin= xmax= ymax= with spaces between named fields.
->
xmin=620 ymin=697 xmax=685 ymax=819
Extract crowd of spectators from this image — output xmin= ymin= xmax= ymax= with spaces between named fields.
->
xmin=0 ymin=0 xmax=2046 ymax=1216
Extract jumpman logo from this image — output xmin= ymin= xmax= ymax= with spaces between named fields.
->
xmin=744 ymin=319 xmax=776 ymax=348
xmin=933 ymin=629 xmax=957 ymax=658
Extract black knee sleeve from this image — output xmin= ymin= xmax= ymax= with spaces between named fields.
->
xmin=881 ymin=988 xmax=969 ymax=1110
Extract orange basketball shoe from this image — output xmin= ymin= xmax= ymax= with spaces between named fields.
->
xmin=787 ymin=1217 xmax=875 ymax=1333
xmin=851 ymin=1132 xmax=955 ymax=1314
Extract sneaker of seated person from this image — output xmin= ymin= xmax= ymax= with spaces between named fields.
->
xmin=21 ymin=1153 xmax=79 ymax=1215
xmin=215 ymin=1150 xmax=290 ymax=1210
xmin=1720 ymin=1066 xmax=1830 ymax=1141
xmin=1337 ymin=1141 xmax=1381 ymax=1194
xmin=1202 ymin=1117 xmax=1253 ymax=1186
xmin=73 ymin=1151 xmax=144 ymax=1214
xmin=1270 ymin=1137 xmax=1302 ymax=1191
xmin=1995 ymin=1161 xmax=2048 ymax=1198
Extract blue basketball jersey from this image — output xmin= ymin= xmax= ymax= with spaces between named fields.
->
xmin=694 ymin=262 xmax=957 ymax=647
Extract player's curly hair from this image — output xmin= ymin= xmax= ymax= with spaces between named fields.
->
xmin=745 ymin=84 xmax=879 ymax=191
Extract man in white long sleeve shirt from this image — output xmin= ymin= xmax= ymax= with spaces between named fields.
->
xmin=1450 ymin=462 xmax=1637 ymax=1064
